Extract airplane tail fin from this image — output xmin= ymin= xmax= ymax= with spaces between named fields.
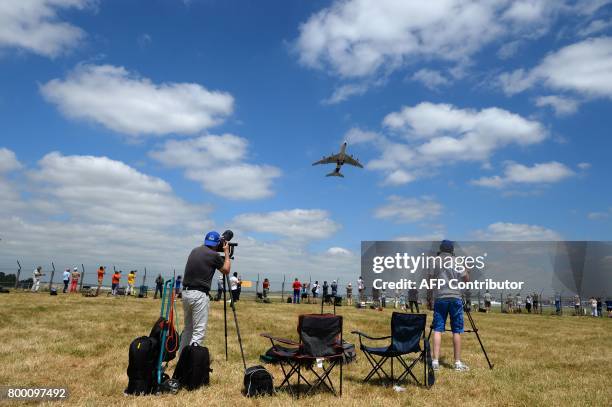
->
xmin=326 ymin=171 xmax=344 ymax=177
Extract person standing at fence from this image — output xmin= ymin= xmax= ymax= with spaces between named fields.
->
xmin=358 ymin=276 xmax=365 ymax=302
xmin=596 ymin=298 xmax=602 ymax=318
xmin=408 ymin=287 xmax=419 ymax=313
xmin=125 ymin=270 xmax=136 ymax=296
xmin=230 ymin=272 xmax=240 ymax=303
xmin=180 ymin=231 xmax=231 ymax=351
xmin=526 ymin=294 xmax=532 ymax=313
xmin=69 ymin=267 xmax=80 ymax=293
xmin=322 ymin=281 xmax=329 ymax=304
xmin=430 ymin=240 xmax=470 ymax=372
xmin=292 ymin=278 xmax=302 ymax=304
xmin=484 ymin=290 xmax=492 ymax=312
xmin=62 ymin=268 xmax=71 ymax=293
xmin=154 ymin=274 xmax=163 ymax=299
xmin=31 ymin=266 xmax=43 ymax=292
xmin=532 ymin=292 xmax=539 ymax=312
xmin=262 ymin=278 xmax=270 ymax=299
xmin=515 ymin=292 xmax=522 ymax=313
xmin=574 ymin=295 xmax=581 ymax=315
xmin=236 ymin=274 xmax=243 ymax=301
xmin=111 ymin=270 xmax=121 ymax=296
xmin=96 ymin=266 xmax=105 ymax=296
xmin=311 ymin=281 xmax=319 ymax=301
xmin=331 ymin=280 xmax=338 ymax=299
xmin=589 ymin=297 xmax=597 ymax=317
xmin=346 ymin=282 xmax=353 ymax=306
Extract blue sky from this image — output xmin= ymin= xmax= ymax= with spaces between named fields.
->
xmin=0 ymin=0 xmax=611 ymax=283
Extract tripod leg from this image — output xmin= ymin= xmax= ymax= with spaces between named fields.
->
xmin=465 ymin=308 xmax=494 ymax=369
xmin=223 ymin=275 xmax=228 ymax=361
xmin=226 ymin=274 xmax=247 ymax=370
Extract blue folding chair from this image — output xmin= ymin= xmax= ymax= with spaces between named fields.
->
xmin=352 ymin=312 xmax=434 ymax=387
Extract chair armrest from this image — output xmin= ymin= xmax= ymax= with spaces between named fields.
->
xmin=350 ymin=330 xmax=391 ymax=341
xmin=260 ymin=333 xmax=300 ymax=346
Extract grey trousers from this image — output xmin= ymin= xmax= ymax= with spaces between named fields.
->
xmin=180 ymin=289 xmax=210 ymax=352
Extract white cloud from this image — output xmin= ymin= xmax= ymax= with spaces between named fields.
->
xmin=322 ymin=83 xmax=369 ymax=105
xmin=327 ymin=247 xmax=351 ymax=256
xmin=577 ymin=19 xmax=612 ymax=37
xmin=149 ymin=134 xmax=281 ymax=200
xmin=500 ymin=37 xmax=612 ymax=98
xmin=411 ymin=69 xmax=450 ymax=89
xmin=472 ymin=161 xmax=575 ymax=188
xmin=40 ymin=64 xmax=234 ymax=137
xmin=587 ymin=211 xmax=609 ymax=220
xmin=351 ymin=102 xmax=547 ymax=185
xmin=28 ymin=152 xmax=210 ymax=229
xmin=0 ymin=150 xmax=217 ymax=272
xmin=0 ymin=0 xmax=90 ymax=57
xmin=577 ymin=162 xmax=591 ymax=170
xmin=394 ymin=232 xmax=446 ymax=242
xmin=374 ymin=196 xmax=442 ymax=223
xmin=294 ymin=0 xmax=576 ymax=79
xmin=381 ymin=170 xmax=416 ymax=186
xmin=383 ymin=102 xmax=546 ymax=160
xmin=233 ymin=209 xmax=340 ymax=240
xmin=535 ymin=95 xmax=580 ymax=116
xmin=497 ymin=40 xmax=522 ymax=59
xmin=473 ymin=222 xmax=561 ymax=240
xmin=344 ymin=127 xmax=381 ymax=144
xmin=0 ymin=148 xmax=22 ymax=172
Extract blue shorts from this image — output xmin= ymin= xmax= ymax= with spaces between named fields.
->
xmin=433 ymin=298 xmax=464 ymax=334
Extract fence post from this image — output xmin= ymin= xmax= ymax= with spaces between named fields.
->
xmin=281 ymin=275 xmax=285 ymax=303
xmin=15 ymin=260 xmax=21 ymax=289
xmin=256 ymin=273 xmax=260 ymax=296
xmin=48 ymin=262 xmax=56 ymax=291
xmin=80 ymin=264 xmax=85 ymax=290
xmin=142 ymin=267 xmax=147 ymax=287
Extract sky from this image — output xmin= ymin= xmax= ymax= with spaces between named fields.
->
xmin=1 ymin=0 xmax=611 ymax=286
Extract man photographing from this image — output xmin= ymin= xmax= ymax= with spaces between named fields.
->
xmin=430 ymin=240 xmax=469 ymax=372
xmin=180 ymin=231 xmax=231 ymax=352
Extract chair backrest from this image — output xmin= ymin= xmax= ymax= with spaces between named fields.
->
xmin=390 ymin=312 xmax=425 ymax=354
xmin=298 ymin=314 xmax=342 ymax=357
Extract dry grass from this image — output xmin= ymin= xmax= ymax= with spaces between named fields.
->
xmin=0 ymin=292 xmax=610 ymax=406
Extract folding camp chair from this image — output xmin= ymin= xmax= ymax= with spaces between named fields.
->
xmin=261 ymin=314 xmax=343 ymax=397
xmin=352 ymin=312 xmax=433 ymax=388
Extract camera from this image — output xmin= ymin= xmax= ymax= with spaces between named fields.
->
xmin=216 ymin=229 xmax=238 ymax=259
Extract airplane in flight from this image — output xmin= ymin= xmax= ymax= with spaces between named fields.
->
xmin=312 ymin=141 xmax=363 ymax=177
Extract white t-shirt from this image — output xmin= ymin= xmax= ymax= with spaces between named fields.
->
xmin=63 ymin=271 xmax=71 ymax=281
xmin=230 ymin=276 xmax=239 ymax=291
xmin=358 ymin=279 xmax=364 ymax=290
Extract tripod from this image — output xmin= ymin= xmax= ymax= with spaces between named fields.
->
xmin=427 ymin=298 xmax=494 ymax=369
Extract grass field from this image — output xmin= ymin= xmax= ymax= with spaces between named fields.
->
xmin=0 ymin=292 xmax=610 ymax=406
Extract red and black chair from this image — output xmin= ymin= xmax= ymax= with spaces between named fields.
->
xmin=352 ymin=312 xmax=434 ymax=388
xmin=261 ymin=313 xmax=343 ymax=397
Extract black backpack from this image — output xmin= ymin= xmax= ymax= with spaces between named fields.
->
xmin=149 ymin=317 xmax=178 ymax=362
xmin=243 ymin=365 xmax=274 ymax=397
xmin=125 ymin=336 xmax=159 ymax=395
xmin=172 ymin=343 xmax=212 ymax=390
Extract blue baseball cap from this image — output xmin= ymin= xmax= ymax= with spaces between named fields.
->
xmin=204 ymin=231 xmax=221 ymax=247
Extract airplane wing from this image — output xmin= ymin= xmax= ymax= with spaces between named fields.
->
xmin=343 ymin=155 xmax=364 ymax=168
xmin=312 ymin=154 xmax=341 ymax=166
